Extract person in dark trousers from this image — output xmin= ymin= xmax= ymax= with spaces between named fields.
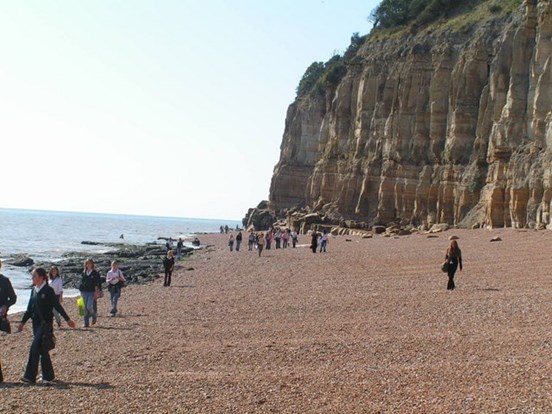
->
xmin=176 ymin=238 xmax=183 ymax=259
xmin=310 ymin=232 xmax=318 ymax=253
xmin=163 ymin=250 xmax=175 ymax=287
xmin=445 ymin=239 xmax=463 ymax=290
xmin=0 ymin=259 xmax=17 ymax=383
xmin=18 ymin=267 xmax=75 ymax=384
xmin=235 ymin=231 xmax=243 ymax=251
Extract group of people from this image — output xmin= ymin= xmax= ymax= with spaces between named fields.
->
xmin=165 ymin=237 xmax=185 ymax=260
xmin=227 ymin=228 xmax=333 ymax=255
xmin=0 ymin=234 xmax=464 ymax=385
xmin=228 ymin=227 xmax=302 ymax=255
xmin=0 ymin=257 xmax=126 ymax=385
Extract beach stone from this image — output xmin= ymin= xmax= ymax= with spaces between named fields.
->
xmin=490 ymin=237 xmax=502 ymax=242
xmin=373 ymin=225 xmax=386 ymax=234
xmin=11 ymin=255 xmax=34 ymax=267
xmin=429 ymin=223 xmax=449 ymax=233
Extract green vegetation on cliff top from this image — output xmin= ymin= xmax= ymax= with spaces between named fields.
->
xmin=296 ymin=0 xmax=522 ymax=98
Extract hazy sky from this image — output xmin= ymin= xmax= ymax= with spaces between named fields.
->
xmin=0 ymin=0 xmax=378 ymax=220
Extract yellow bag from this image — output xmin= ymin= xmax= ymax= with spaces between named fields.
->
xmin=77 ymin=296 xmax=85 ymax=317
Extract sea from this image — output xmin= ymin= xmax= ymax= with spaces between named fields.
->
xmin=0 ymin=208 xmax=240 ymax=313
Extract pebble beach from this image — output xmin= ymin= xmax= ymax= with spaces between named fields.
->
xmin=1 ymin=228 xmax=551 ymax=413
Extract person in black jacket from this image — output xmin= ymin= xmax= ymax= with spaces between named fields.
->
xmin=0 ymin=259 xmax=17 ymax=329
xmin=79 ymin=258 xmax=102 ymax=328
xmin=163 ymin=250 xmax=175 ymax=287
xmin=18 ymin=267 xmax=75 ymax=384
xmin=0 ymin=259 xmax=17 ymax=383
xmin=445 ymin=240 xmax=463 ymax=290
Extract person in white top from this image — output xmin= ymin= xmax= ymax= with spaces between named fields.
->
xmin=48 ymin=266 xmax=63 ymax=327
xmin=106 ymin=261 xmax=126 ymax=317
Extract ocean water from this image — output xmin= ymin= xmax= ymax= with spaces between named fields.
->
xmin=0 ymin=208 xmax=240 ymax=313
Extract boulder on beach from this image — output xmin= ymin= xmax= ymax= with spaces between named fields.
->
xmin=11 ymin=255 xmax=34 ymax=267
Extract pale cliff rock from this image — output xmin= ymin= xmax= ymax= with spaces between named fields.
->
xmin=269 ymin=0 xmax=552 ymax=229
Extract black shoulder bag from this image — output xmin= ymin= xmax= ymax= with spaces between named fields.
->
xmin=33 ymin=291 xmax=56 ymax=351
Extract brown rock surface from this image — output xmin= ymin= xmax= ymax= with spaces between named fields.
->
xmin=270 ymin=1 xmax=552 ymax=229
xmin=1 ymin=230 xmax=552 ymax=413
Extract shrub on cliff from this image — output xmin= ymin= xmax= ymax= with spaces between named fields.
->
xmin=296 ymin=33 xmax=366 ymax=97
xmin=369 ymin=0 xmax=489 ymax=30
xmin=296 ymin=61 xmax=325 ymax=96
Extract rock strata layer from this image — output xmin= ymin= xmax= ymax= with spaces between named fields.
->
xmin=269 ymin=1 xmax=552 ymax=229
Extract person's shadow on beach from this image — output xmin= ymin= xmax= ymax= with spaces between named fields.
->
xmin=1 ymin=381 xmax=113 ymax=390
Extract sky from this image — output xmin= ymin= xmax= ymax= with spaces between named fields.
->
xmin=0 ymin=0 xmax=379 ymax=220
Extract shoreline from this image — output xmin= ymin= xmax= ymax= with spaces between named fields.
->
xmin=1 ymin=228 xmax=551 ymax=412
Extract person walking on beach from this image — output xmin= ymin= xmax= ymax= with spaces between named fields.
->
xmin=319 ymin=230 xmax=329 ymax=252
xmin=0 ymin=259 xmax=17 ymax=334
xmin=18 ymin=267 xmax=76 ymax=385
xmin=291 ymin=229 xmax=298 ymax=248
xmin=78 ymin=258 xmax=102 ymax=328
xmin=444 ymin=240 xmax=463 ymax=290
xmin=48 ymin=266 xmax=63 ymax=327
xmin=257 ymin=233 xmax=265 ymax=257
xmin=235 ymin=231 xmax=243 ymax=251
xmin=0 ymin=259 xmax=17 ymax=383
xmin=106 ymin=261 xmax=126 ymax=317
xmin=282 ymin=230 xmax=290 ymax=248
xmin=176 ymin=238 xmax=183 ymax=260
xmin=310 ymin=231 xmax=318 ymax=253
xmin=228 ymin=235 xmax=235 ymax=252
xmin=163 ymin=250 xmax=175 ymax=287
xmin=248 ymin=232 xmax=255 ymax=251
xmin=265 ymin=229 xmax=273 ymax=250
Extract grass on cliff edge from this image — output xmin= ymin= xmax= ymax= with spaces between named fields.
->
xmin=369 ymin=0 xmax=522 ymax=42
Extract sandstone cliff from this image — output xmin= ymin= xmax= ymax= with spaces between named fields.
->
xmin=269 ymin=0 xmax=552 ymax=229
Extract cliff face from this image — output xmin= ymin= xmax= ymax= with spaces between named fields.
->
xmin=269 ymin=0 xmax=552 ymax=229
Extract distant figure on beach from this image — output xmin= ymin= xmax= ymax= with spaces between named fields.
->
xmin=106 ymin=260 xmax=126 ymax=317
xmin=18 ymin=267 xmax=76 ymax=385
xmin=265 ymin=229 xmax=273 ymax=250
xmin=235 ymin=231 xmax=243 ymax=251
xmin=310 ymin=232 xmax=318 ymax=253
xmin=176 ymin=238 xmax=183 ymax=259
xmin=48 ymin=266 xmax=63 ymax=327
xmin=163 ymin=250 xmax=175 ymax=287
xmin=224 ymin=225 xmax=229 ymax=234
xmin=0 ymin=259 xmax=17 ymax=383
xmin=274 ymin=229 xmax=281 ymax=249
xmin=165 ymin=238 xmax=174 ymax=252
xmin=282 ymin=229 xmax=289 ymax=248
xmin=220 ymin=225 xmax=224 ymax=234
xmin=119 ymin=234 xmax=124 ymax=239
xmin=228 ymin=235 xmax=235 ymax=252
xmin=248 ymin=232 xmax=255 ymax=251
xmin=192 ymin=237 xmax=200 ymax=247
xmin=79 ymin=258 xmax=102 ymax=328
xmin=257 ymin=233 xmax=265 ymax=257
xmin=291 ymin=230 xmax=298 ymax=248
xmin=444 ymin=240 xmax=463 ymax=290
xmin=320 ymin=230 xmax=329 ymax=252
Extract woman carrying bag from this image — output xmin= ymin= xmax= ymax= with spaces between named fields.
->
xmin=18 ymin=267 xmax=75 ymax=384
xmin=444 ymin=240 xmax=463 ymax=290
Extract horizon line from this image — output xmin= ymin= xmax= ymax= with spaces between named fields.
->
xmin=0 ymin=206 xmax=241 ymax=223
